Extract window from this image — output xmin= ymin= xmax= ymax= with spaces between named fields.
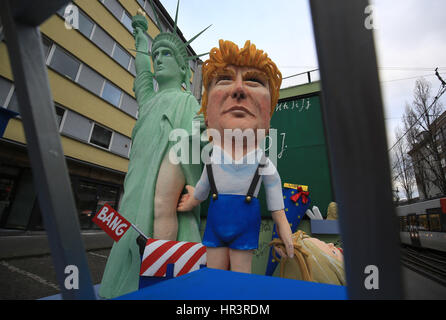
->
xmin=103 ymin=0 xmax=123 ymax=21
xmin=137 ymin=0 xmax=145 ymax=8
xmin=91 ymin=26 xmax=114 ymax=55
xmin=121 ymin=12 xmax=133 ymax=33
xmin=55 ymin=105 xmax=65 ymax=129
xmin=0 ymin=175 xmax=18 ymax=228
xmin=78 ymin=11 xmax=95 ymax=38
xmin=101 ymin=0 xmax=133 ymax=33
xmin=429 ymin=214 xmax=442 ymax=232
xmin=7 ymin=91 xmax=18 ymax=112
xmin=77 ymin=64 xmax=105 ymax=96
xmin=101 ymin=81 xmax=122 ymax=106
xmin=120 ymin=93 xmax=138 ymax=118
xmin=110 ymin=132 xmax=131 ymax=158
xmin=0 ymin=77 xmax=13 ymax=107
xmin=41 ymin=36 xmax=52 ymax=59
xmin=76 ymin=180 xmax=99 ymax=229
xmin=400 ymin=216 xmax=408 ymax=232
xmin=97 ymin=184 xmax=119 ymax=210
xmin=90 ymin=124 xmax=112 ymax=149
xmin=49 ymin=47 xmax=80 ymax=80
xmin=129 ymin=57 xmax=136 ymax=76
xmin=418 ymin=214 xmax=429 ymax=231
xmin=73 ymin=179 xmax=120 ymax=230
xmin=112 ymin=44 xmax=131 ymax=69
xmin=61 ymin=110 xmax=92 ymax=142
xmin=145 ymin=33 xmax=153 ymax=51
xmin=408 ymin=215 xmax=418 ymax=229
xmin=143 ymin=1 xmax=158 ymax=26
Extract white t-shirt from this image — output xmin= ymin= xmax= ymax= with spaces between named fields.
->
xmin=193 ymin=145 xmax=284 ymax=212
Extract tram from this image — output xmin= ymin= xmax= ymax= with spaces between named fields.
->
xmin=396 ymin=198 xmax=446 ymax=252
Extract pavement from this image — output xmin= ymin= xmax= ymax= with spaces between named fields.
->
xmin=0 ymin=248 xmax=111 ymax=300
xmin=0 ymin=228 xmax=112 ymax=300
xmin=402 ymin=266 xmax=446 ymax=299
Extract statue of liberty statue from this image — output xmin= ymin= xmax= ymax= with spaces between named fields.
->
xmin=99 ymin=1 xmax=209 ymax=299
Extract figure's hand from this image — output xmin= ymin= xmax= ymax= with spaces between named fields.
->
xmin=276 ymin=223 xmax=294 ymax=259
xmin=133 ymin=26 xmax=148 ymax=52
xmin=177 ymin=185 xmax=200 ymax=212
xmin=272 ymin=210 xmax=294 ymax=259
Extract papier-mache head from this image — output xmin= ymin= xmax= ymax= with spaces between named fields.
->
xmin=200 ymin=40 xmax=282 ymax=118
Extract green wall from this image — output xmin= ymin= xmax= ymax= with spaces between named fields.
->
xmin=269 ymin=88 xmax=333 ymax=217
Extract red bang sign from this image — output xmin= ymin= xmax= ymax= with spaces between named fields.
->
xmin=92 ymin=204 xmax=131 ymax=242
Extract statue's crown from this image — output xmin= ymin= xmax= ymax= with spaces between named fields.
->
xmin=134 ymin=0 xmax=210 ymax=67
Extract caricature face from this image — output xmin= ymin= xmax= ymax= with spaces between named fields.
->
xmin=205 ymin=65 xmax=271 ymax=137
xmin=307 ymin=237 xmax=343 ymax=262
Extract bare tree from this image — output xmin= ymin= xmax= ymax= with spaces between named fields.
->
xmin=391 ymin=126 xmax=415 ymax=202
xmin=403 ymin=103 xmax=430 ymax=198
xmin=403 ymin=77 xmax=445 ymax=199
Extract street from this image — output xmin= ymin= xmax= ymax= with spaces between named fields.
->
xmin=0 ymin=248 xmax=110 ymax=300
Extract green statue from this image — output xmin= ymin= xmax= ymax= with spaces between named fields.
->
xmin=99 ymin=5 xmax=209 ymax=299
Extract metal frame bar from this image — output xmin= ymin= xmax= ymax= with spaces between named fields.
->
xmin=309 ymin=0 xmax=403 ymax=299
xmin=0 ymin=0 xmax=96 ymax=299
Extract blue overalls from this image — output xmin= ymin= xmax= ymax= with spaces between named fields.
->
xmin=202 ymin=161 xmax=264 ymax=250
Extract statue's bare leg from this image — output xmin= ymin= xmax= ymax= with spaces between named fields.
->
xmin=229 ymin=249 xmax=253 ymax=273
xmin=153 ymin=152 xmax=185 ymax=240
xmin=206 ymin=247 xmax=230 ymax=270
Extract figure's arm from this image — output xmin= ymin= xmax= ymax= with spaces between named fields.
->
xmin=271 ymin=209 xmax=294 ymax=258
xmin=262 ymin=159 xmax=294 ymax=258
xmin=132 ymin=12 xmax=154 ymax=105
xmin=133 ymin=26 xmax=152 ymax=76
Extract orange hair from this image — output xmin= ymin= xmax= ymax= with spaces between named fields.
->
xmin=199 ymin=40 xmax=282 ymax=118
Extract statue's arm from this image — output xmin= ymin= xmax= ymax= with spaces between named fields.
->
xmin=132 ymin=14 xmax=154 ymax=106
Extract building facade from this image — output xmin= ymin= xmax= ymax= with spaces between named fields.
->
xmin=408 ymin=111 xmax=446 ymax=200
xmin=0 ymin=0 xmax=203 ymax=231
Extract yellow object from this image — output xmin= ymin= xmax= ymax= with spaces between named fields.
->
xmin=283 ymin=183 xmax=308 ymax=192
xmin=270 ymin=231 xmax=345 ymax=286
xmin=137 ymin=8 xmax=146 ymax=17
xmin=326 ymin=202 xmax=338 ymax=220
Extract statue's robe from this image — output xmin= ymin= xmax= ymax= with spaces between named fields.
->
xmin=99 ymin=70 xmax=204 ymax=299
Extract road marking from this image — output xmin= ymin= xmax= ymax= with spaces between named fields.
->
xmin=0 ymin=260 xmax=59 ymax=290
xmin=88 ymin=252 xmax=108 ymax=259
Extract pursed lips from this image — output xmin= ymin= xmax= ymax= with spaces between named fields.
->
xmin=223 ymin=106 xmax=255 ymax=117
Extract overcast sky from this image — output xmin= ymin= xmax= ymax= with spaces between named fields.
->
xmin=159 ymin=0 xmax=446 ymax=149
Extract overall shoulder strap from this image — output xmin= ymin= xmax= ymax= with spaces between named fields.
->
xmin=245 ymin=154 xmax=267 ymax=202
xmin=206 ymin=164 xmax=218 ymax=200
xmin=204 ymin=147 xmax=218 ymax=200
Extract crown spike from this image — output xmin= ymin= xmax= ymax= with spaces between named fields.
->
xmin=185 ymin=24 xmax=212 ymax=46
xmin=185 ymin=52 xmax=210 ymax=60
xmin=173 ymin=0 xmax=180 ymax=34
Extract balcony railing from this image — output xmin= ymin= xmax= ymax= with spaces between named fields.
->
xmin=281 ymin=68 xmax=320 ymax=89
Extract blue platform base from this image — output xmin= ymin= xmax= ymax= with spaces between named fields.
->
xmin=116 ymin=267 xmax=347 ymax=300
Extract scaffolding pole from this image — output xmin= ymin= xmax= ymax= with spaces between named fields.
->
xmin=310 ymin=0 xmax=403 ymax=299
xmin=0 ymin=0 xmax=96 ymax=299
